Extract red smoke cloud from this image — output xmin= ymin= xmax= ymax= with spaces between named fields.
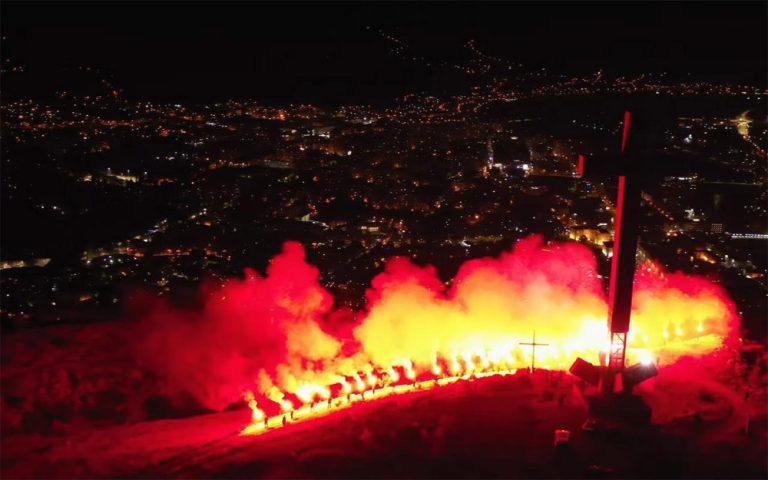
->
xmin=136 ymin=241 xmax=338 ymax=410
xmin=134 ymin=236 xmax=738 ymax=414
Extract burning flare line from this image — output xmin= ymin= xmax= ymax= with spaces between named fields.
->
xmin=234 ymin=237 xmax=737 ymax=436
xmin=133 ymin=236 xmax=737 ymax=436
xmin=241 ymin=329 xmax=725 ymax=436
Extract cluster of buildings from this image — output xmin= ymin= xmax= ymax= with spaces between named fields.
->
xmin=1 ymin=72 xmax=765 ymax=337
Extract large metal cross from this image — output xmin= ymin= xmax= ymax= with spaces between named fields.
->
xmin=581 ymin=111 xmax=639 ymax=374
xmin=570 ymin=103 xmax=705 ymax=395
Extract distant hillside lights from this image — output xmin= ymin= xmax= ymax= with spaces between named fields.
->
xmin=105 ymin=172 xmax=139 ymax=184
xmin=79 ymin=168 xmax=140 ymax=186
xmin=0 ymin=258 xmax=52 ymax=270
xmin=728 ymin=233 xmax=768 ymax=240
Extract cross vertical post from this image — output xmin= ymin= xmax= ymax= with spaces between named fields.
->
xmin=569 ymin=102 xmax=711 ymax=400
xmin=605 ymin=112 xmax=642 ymax=379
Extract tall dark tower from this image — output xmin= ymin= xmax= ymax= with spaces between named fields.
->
xmin=569 ymin=100 xmax=703 ymax=398
xmin=601 ymin=111 xmax=641 ymax=391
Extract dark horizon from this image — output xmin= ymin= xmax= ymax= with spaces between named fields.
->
xmin=2 ymin=1 xmax=766 ymax=105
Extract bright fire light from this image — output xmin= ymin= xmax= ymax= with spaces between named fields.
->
xmin=133 ymin=236 xmax=738 ymax=437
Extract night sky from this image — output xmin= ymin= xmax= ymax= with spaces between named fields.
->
xmin=3 ymin=1 xmax=766 ymax=104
